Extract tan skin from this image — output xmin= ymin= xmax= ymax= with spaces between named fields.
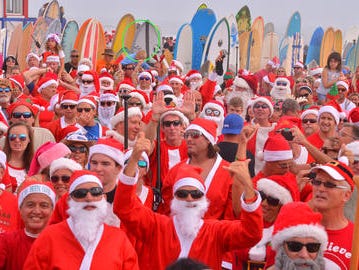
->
xmin=76 ymin=103 xmax=96 ymax=126
xmin=252 ymin=101 xmax=272 ymax=127
xmin=68 ymin=143 xmax=88 ymax=168
xmin=301 ymin=114 xmax=319 ymax=137
xmin=284 ymin=236 xmax=321 ymax=261
xmin=50 ymin=168 xmax=72 ymax=198
xmin=60 ymin=103 xmax=78 ymax=124
xmin=10 ymin=105 xmax=35 ymax=127
xmin=8 ymin=125 xmax=30 ymax=169
xmin=70 ymin=182 xmax=105 ymax=211
xmin=115 ymin=115 xmax=142 ymax=141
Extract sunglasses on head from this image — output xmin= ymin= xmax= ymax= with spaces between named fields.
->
xmin=100 ymin=101 xmax=115 ymax=107
xmin=302 ymin=118 xmax=317 ymax=124
xmin=9 ymin=133 xmax=27 ymax=141
xmin=69 ymin=145 xmax=87 ymax=153
xmin=139 ymin=77 xmax=150 ymax=81
xmin=286 ymin=241 xmax=321 ymax=253
xmin=259 ymin=191 xmax=280 ymax=206
xmin=50 ymin=175 xmax=71 ymax=183
xmin=0 ymin=87 xmax=10 ymax=93
xmin=184 ymin=130 xmax=202 ymax=139
xmin=81 ymin=80 xmax=94 ymax=84
xmin=70 ymin=187 xmax=103 ymax=199
xmin=163 ymin=120 xmax=181 ymax=127
xmin=12 ymin=112 xmax=33 ymax=119
xmin=175 ymin=189 xmax=204 ymax=199
xmin=61 ymin=104 xmax=76 ymax=110
xmin=276 ymin=81 xmax=288 ymax=87
xmin=128 ymin=102 xmax=142 ymax=107
xmin=253 ymin=103 xmax=269 ymax=109
xmin=77 ymin=108 xmax=92 ymax=113
xmin=205 ymin=108 xmax=221 ymax=116
xmin=311 ymin=179 xmax=348 ymax=189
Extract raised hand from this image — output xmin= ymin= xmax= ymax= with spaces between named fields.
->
xmin=179 ymin=91 xmax=195 ymax=119
xmin=151 ymin=91 xmax=170 ymax=121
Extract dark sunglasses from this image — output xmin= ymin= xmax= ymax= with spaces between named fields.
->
xmin=50 ymin=175 xmax=71 ymax=183
xmin=69 ymin=145 xmax=87 ymax=153
xmin=9 ymin=133 xmax=27 ymax=141
xmin=259 ymin=191 xmax=280 ymax=206
xmin=100 ymin=101 xmax=115 ymax=107
xmin=12 ymin=112 xmax=33 ymax=119
xmin=286 ymin=241 xmax=321 ymax=253
xmin=253 ymin=103 xmax=269 ymax=109
xmin=77 ymin=108 xmax=92 ymax=113
xmin=184 ymin=130 xmax=202 ymax=139
xmin=205 ymin=108 xmax=220 ymax=116
xmin=163 ymin=120 xmax=181 ymax=127
xmin=81 ymin=80 xmax=94 ymax=84
xmin=71 ymin=55 xmax=79 ymax=58
xmin=61 ymin=104 xmax=76 ymax=110
xmin=311 ymin=179 xmax=348 ymax=189
xmin=0 ymin=87 xmax=11 ymax=93
xmin=276 ymin=81 xmax=288 ymax=86
xmin=302 ymin=119 xmax=317 ymax=124
xmin=139 ymin=77 xmax=150 ymax=81
xmin=70 ymin=187 xmax=103 ymax=199
xmin=128 ymin=102 xmax=142 ymax=107
xmin=175 ymin=189 xmax=204 ymax=199
xmin=338 ymin=88 xmax=347 ymax=93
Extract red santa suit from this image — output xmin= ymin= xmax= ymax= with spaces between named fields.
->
xmin=24 ymin=220 xmax=139 ymax=270
xmin=0 ymin=190 xmax=18 ymax=233
xmin=113 ymin=171 xmax=263 ymax=270
xmin=44 ymin=117 xmax=81 ymax=142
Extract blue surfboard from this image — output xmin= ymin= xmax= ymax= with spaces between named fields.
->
xmin=306 ymin=27 xmax=324 ymax=65
xmin=285 ymin=11 xmax=301 ymax=38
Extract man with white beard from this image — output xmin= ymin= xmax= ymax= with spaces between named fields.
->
xmin=270 ymin=77 xmax=292 ymax=101
xmin=98 ymin=71 xmax=115 ymax=94
xmin=25 ymin=170 xmax=139 ymax=269
xmin=114 ymin=132 xmax=263 ymax=270
xmin=97 ymin=90 xmax=119 ymax=128
xmin=199 ymin=100 xmax=225 ymax=137
xmin=79 ymin=70 xmax=100 ymax=98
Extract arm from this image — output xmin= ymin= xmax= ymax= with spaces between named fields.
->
xmin=23 ymin=67 xmax=48 ymax=85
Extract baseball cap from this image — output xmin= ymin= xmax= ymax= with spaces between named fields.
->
xmin=222 ymin=114 xmax=244 ymax=135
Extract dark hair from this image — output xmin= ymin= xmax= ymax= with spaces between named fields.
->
xmin=208 ymin=143 xmax=219 ymax=158
xmin=228 ymin=96 xmax=244 ymax=108
xmin=326 ymin=52 xmax=342 ymax=71
xmin=166 ymin=258 xmax=209 ymax=270
xmin=343 ymin=122 xmax=359 ymax=140
xmin=2 ymin=56 xmax=18 ymax=74
xmin=281 ymin=99 xmax=300 ymax=115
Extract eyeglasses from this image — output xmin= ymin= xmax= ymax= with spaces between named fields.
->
xmin=296 ymin=79 xmax=308 ymax=84
xmin=338 ymin=88 xmax=347 ymax=93
xmin=286 ymin=241 xmax=321 ymax=253
xmin=163 ymin=120 xmax=182 ymax=127
xmin=71 ymin=55 xmax=79 ymax=58
xmin=205 ymin=108 xmax=221 ymax=116
xmin=50 ymin=175 xmax=71 ymax=183
xmin=184 ymin=130 xmax=202 ymax=139
xmin=253 ymin=103 xmax=269 ymax=109
xmin=302 ymin=118 xmax=317 ymax=124
xmin=259 ymin=191 xmax=280 ymax=206
xmin=100 ymin=101 xmax=115 ymax=107
xmin=276 ymin=81 xmax=288 ymax=87
xmin=9 ymin=133 xmax=27 ymax=141
xmin=70 ymin=187 xmax=103 ymax=199
xmin=61 ymin=104 xmax=76 ymax=110
xmin=0 ymin=87 xmax=10 ymax=93
xmin=118 ymin=89 xmax=129 ymax=95
xmin=299 ymin=93 xmax=310 ymax=98
xmin=81 ymin=80 xmax=94 ymax=84
xmin=69 ymin=145 xmax=87 ymax=153
xmin=128 ymin=102 xmax=142 ymax=107
xmin=311 ymin=179 xmax=348 ymax=189
xmin=12 ymin=112 xmax=33 ymax=119
xmin=6 ymin=58 xmax=15 ymax=62
xmin=77 ymin=108 xmax=92 ymax=113
xmin=139 ymin=77 xmax=150 ymax=81
xmin=174 ymin=189 xmax=204 ymax=199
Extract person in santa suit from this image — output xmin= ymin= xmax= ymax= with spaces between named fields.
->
xmin=98 ymin=71 xmax=115 ymax=94
xmin=97 ymin=90 xmax=120 ymax=128
xmin=185 ymin=69 xmax=217 ymax=106
xmin=114 ymin=133 xmax=263 ymax=270
xmin=136 ymin=71 xmax=153 ymax=98
xmin=199 ymin=100 xmax=225 ymax=138
xmin=24 ymin=170 xmax=139 ymax=270
xmin=0 ymin=180 xmax=56 ymax=270
xmin=78 ymin=70 xmax=100 ymax=98
xmin=270 ymin=77 xmax=291 ymax=101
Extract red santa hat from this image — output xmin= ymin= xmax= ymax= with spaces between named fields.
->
xmin=257 ymin=174 xmax=299 ymax=205
xmin=251 ymin=96 xmax=274 ymax=116
xmin=49 ymin=157 xmax=82 ymax=177
xmin=202 ymin=100 xmax=225 ymax=117
xmin=37 ymin=75 xmax=58 ymax=93
xmin=234 ymin=69 xmax=258 ymax=92
xmin=110 ymin=107 xmax=143 ymax=128
xmin=274 ymin=116 xmax=302 ymax=131
xmin=9 ymin=75 xmax=25 ymax=91
xmin=7 ymin=100 xmax=39 ymax=117
xmin=99 ymin=71 xmax=114 ymax=89
xmin=116 ymin=78 xmax=135 ymax=93
xmin=160 ymin=110 xmax=189 ymax=126
xmin=301 ymin=109 xmax=319 ymax=120
xmin=186 ymin=70 xmax=202 ymax=81
xmin=169 ymin=60 xmax=184 ymax=74
xmin=46 ymin=55 xmax=60 ymax=63
xmin=267 ymin=56 xmax=280 ymax=69
xmin=47 ymin=93 xmax=59 ymax=111
xmin=81 ymin=70 xmax=100 ymax=92
xmin=272 ymin=202 xmax=327 ymax=252
xmin=173 ymin=164 xmax=205 ymax=194
xmin=100 ymin=90 xmax=119 ymax=102
xmin=348 ymin=107 xmax=359 ymax=126
xmin=89 ymin=138 xmax=124 ymax=166
xmin=59 ymin=90 xmax=79 ymax=105
xmin=337 ymin=80 xmax=349 ymax=91
xmin=26 ymin=52 xmax=41 ymax=63
xmin=69 ymin=170 xmax=103 ymax=194
xmin=156 ymin=83 xmax=174 ymax=94
xmin=18 ymin=180 xmax=56 ymax=208
xmin=186 ymin=118 xmax=217 ymax=145
xmin=138 ymin=71 xmax=153 ymax=82
xmin=77 ymin=64 xmax=90 ymax=75
xmin=293 ymin=61 xmax=304 ymax=68
xmin=169 ymin=75 xmax=184 ymax=85
xmin=46 ymin=33 xmax=61 ymax=44
xmin=127 ymin=90 xmax=149 ymax=107
xmin=263 ymin=134 xmax=293 ymax=162
xmin=309 ymin=67 xmax=323 ymax=77
xmin=78 ymin=95 xmax=97 ymax=109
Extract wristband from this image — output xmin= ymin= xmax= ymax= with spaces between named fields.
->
xmin=235 ymin=157 xmax=246 ymax=161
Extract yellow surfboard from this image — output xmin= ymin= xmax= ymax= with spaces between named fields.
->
xmin=112 ymin=14 xmax=136 ymax=57
xmin=249 ymin=16 xmax=264 ymax=72
xmin=239 ymin=31 xmax=250 ymax=69
xmin=320 ymin=27 xmax=335 ymax=67
xmin=333 ymin=29 xmax=342 ymax=56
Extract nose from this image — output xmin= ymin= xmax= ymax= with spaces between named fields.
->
xmin=297 ymin=246 xmax=312 ymax=259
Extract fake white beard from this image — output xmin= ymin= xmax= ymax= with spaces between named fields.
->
xmin=190 ymin=80 xmax=203 ymax=91
xmin=170 ymin=196 xmax=209 ymax=238
xmin=98 ymin=105 xmax=116 ymax=128
xmin=0 ymin=96 xmax=10 ymax=103
xmin=100 ymin=86 xmax=113 ymax=94
xmin=80 ymin=84 xmax=95 ymax=97
xmin=270 ymin=86 xmax=291 ymax=100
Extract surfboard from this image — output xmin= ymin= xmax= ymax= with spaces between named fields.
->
xmin=7 ymin=23 xmax=23 ymax=58
xmin=43 ymin=0 xmax=60 ymax=25
xmin=112 ymin=14 xmax=136 ymax=58
xmin=197 ymin=3 xmax=208 ymax=10
xmin=236 ymin=5 xmax=251 ymax=34
xmin=344 ymin=43 xmax=355 ymax=70
xmin=31 ymin=17 xmax=49 ymax=56
xmin=190 ymin=8 xmax=216 ymax=70
xmin=0 ymin=28 xmax=6 ymax=61
xmin=74 ymin=19 xmax=91 ymax=52
xmin=227 ymin=14 xmax=239 ymax=72
xmin=249 ymin=16 xmax=264 ymax=72
xmin=201 ymin=17 xmax=230 ymax=73
xmin=280 ymin=37 xmax=293 ymax=75
xmin=261 ymin=32 xmax=279 ymax=68
xmin=61 ymin=20 xmax=79 ymax=62
xmin=18 ymin=23 xmax=34 ymax=71
xmin=333 ymin=29 xmax=342 ymax=56
xmin=355 ymin=35 xmax=359 ymax=69
xmin=320 ymin=27 xmax=335 ymax=67
xmin=239 ymin=31 xmax=250 ymax=69
xmin=174 ymin=23 xmax=193 ymax=74
xmin=46 ymin=19 xmax=61 ymax=36
xmin=305 ymin=27 xmax=324 ymax=66
xmin=343 ymin=26 xmax=359 ymax=50
xmin=291 ymin=32 xmax=304 ymax=69
xmin=285 ymin=11 xmax=301 ymax=38
xmin=264 ymin=22 xmax=274 ymax=36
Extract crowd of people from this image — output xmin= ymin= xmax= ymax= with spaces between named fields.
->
xmin=0 ymin=31 xmax=358 ymax=270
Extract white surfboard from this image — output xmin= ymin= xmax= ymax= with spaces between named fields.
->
xmin=174 ymin=23 xmax=193 ymax=74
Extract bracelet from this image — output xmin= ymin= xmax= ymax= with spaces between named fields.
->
xmin=235 ymin=157 xmax=246 ymax=161
xmin=244 ymin=194 xmax=257 ymax=203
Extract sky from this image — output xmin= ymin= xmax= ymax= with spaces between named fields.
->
xmin=28 ymin=0 xmax=359 ymax=45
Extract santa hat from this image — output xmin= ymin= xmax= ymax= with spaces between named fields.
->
xmin=37 ymin=76 xmax=58 ymax=93
xmin=59 ymin=90 xmax=79 ymax=105
xmin=213 ymin=85 xmax=222 ymax=96
xmin=156 ymin=84 xmax=174 ymax=94
xmin=9 ymin=75 xmax=25 ymax=90
xmin=263 ymin=134 xmax=293 ymax=162
xmin=170 ymin=60 xmax=184 ymax=74
xmin=251 ymin=97 xmax=274 ymax=116
xmin=233 ymin=77 xmax=250 ymax=89
xmin=46 ymin=33 xmax=61 ymax=44
xmin=116 ymin=78 xmax=135 ymax=93
xmin=186 ymin=70 xmax=202 ymax=81
xmin=127 ymin=90 xmax=149 ymax=107
xmin=173 ymin=164 xmax=205 ymax=194
xmin=235 ymin=69 xmax=258 ymax=92
xmin=268 ymin=56 xmax=280 ymax=69
xmin=318 ymin=104 xmax=341 ymax=125
xmin=309 ymin=67 xmax=323 ymax=77
xmin=274 ymin=116 xmax=302 ymax=131
xmin=49 ymin=157 xmax=82 ymax=177
xmin=46 ymin=55 xmax=60 ymax=63
xmin=123 ymin=149 xmax=149 ymax=172
xmin=301 ymin=109 xmax=319 ymax=120
xmin=293 ymin=61 xmax=304 ymax=68
xmin=169 ymin=75 xmax=184 ymax=85
xmin=99 ymin=71 xmax=114 ymax=89
xmin=138 ymin=71 xmax=153 ymax=82
xmin=348 ymin=108 xmax=359 ymax=126
xmin=81 ymin=70 xmax=100 ymax=92
xmin=186 ymin=118 xmax=217 ymax=145
xmin=78 ymin=95 xmax=97 ymax=109
xmin=26 ymin=52 xmax=41 ymax=63
xmin=160 ymin=110 xmax=189 ymax=126
xmin=77 ymin=64 xmax=90 ymax=74
xmin=337 ymin=80 xmax=349 ymax=91
xmin=18 ymin=180 xmax=56 ymax=208
xmin=69 ymin=170 xmax=103 ymax=194
xmin=271 ymin=202 xmax=327 ymax=252
xmin=346 ymin=141 xmax=359 ymax=161
xmin=201 ymin=100 xmax=225 ymax=117
xmin=110 ymin=107 xmax=142 ymax=128
xmin=7 ymin=100 xmax=39 ymax=117
xmin=257 ymin=174 xmax=299 ymax=205
xmin=79 ymin=58 xmax=93 ymax=69
xmin=89 ymin=138 xmax=124 ymax=166
xmin=312 ymin=161 xmax=354 ymax=191
xmin=100 ymin=90 xmax=119 ymax=102
xmin=0 ymin=150 xmax=6 ymax=169
xmin=47 ymin=93 xmax=59 ymax=111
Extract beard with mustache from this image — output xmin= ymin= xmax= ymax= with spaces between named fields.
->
xmin=98 ymin=104 xmax=117 ymax=128
xmin=190 ymin=81 xmax=203 ymax=91
xmin=80 ymin=84 xmax=95 ymax=98
xmin=170 ymin=196 xmax=209 ymax=238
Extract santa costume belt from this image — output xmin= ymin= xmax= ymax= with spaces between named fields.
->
xmin=245 ymin=260 xmax=265 ymax=270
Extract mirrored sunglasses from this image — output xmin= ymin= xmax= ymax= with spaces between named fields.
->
xmin=9 ymin=133 xmax=27 ymax=141
xmin=12 ymin=112 xmax=33 ymax=119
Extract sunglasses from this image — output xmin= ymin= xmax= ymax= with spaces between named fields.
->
xmin=9 ymin=133 xmax=27 ymax=141
xmin=253 ymin=103 xmax=269 ymax=109
xmin=276 ymin=81 xmax=288 ymax=86
xmin=71 ymin=55 xmax=79 ymax=58
xmin=184 ymin=130 xmax=202 ymax=139
xmin=302 ymin=119 xmax=317 ymax=124
xmin=299 ymin=93 xmax=310 ymax=98
xmin=81 ymin=80 xmax=94 ymax=84
xmin=139 ymin=77 xmax=150 ymax=81
xmin=50 ymin=175 xmax=71 ymax=183
xmin=12 ymin=112 xmax=33 ymax=119
xmin=100 ymin=101 xmax=115 ymax=107
xmin=338 ymin=88 xmax=347 ymax=93
xmin=70 ymin=187 xmax=103 ymax=199
xmin=296 ymin=79 xmax=308 ymax=84
xmin=163 ymin=120 xmax=181 ymax=127
xmin=61 ymin=104 xmax=76 ymax=110
xmin=69 ymin=145 xmax=87 ymax=153
xmin=175 ymin=189 xmax=204 ymax=199
xmin=205 ymin=108 xmax=221 ymax=116
xmin=311 ymin=179 xmax=348 ymax=189
xmin=77 ymin=108 xmax=92 ymax=113
xmin=128 ymin=102 xmax=142 ymax=107
xmin=118 ymin=89 xmax=129 ymax=94
xmin=286 ymin=241 xmax=321 ymax=253
xmin=0 ymin=87 xmax=10 ymax=93
xmin=259 ymin=191 xmax=280 ymax=206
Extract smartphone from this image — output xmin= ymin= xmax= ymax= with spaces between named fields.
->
xmin=281 ymin=128 xmax=294 ymax=141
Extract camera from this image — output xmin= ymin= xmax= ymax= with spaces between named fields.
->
xmin=305 ymin=172 xmax=316 ymax=179
xmin=281 ymin=128 xmax=294 ymax=141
